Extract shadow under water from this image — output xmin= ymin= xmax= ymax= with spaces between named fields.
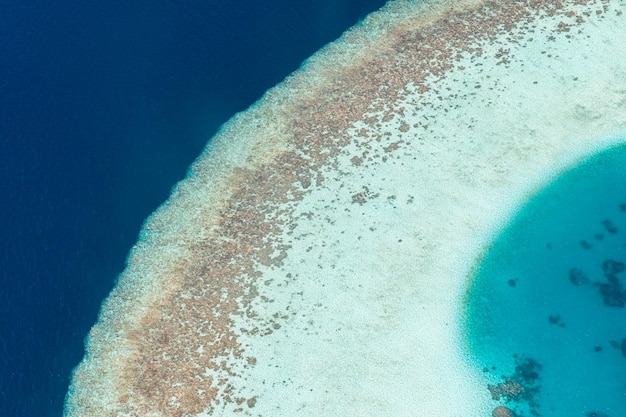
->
xmin=465 ymin=141 xmax=626 ymax=417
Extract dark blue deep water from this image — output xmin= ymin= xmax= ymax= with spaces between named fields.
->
xmin=466 ymin=143 xmax=626 ymax=417
xmin=0 ymin=1 xmax=387 ymax=415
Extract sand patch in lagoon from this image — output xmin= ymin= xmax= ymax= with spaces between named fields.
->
xmin=65 ymin=0 xmax=626 ymax=415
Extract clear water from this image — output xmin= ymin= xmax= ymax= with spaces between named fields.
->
xmin=0 ymin=1 xmax=386 ymax=416
xmin=466 ymin=142 xmax=626 ymax=417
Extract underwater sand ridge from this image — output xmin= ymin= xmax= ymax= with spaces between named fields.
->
xmin=65 ymin=0 xmax=626 ymax=415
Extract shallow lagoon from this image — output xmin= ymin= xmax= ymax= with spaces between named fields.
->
xmin=466 ymin=142 xmax=626 ymax=417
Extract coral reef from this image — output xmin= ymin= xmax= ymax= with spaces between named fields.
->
xmin=487 ymin=356 xmax=542 ymax=416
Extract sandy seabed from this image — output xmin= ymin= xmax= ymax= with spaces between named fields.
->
xmin=65 ymin=0 xmax=626 ymax=416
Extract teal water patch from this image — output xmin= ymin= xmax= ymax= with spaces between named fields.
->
xmin=465 ymin=142 xmax=626 ymax=417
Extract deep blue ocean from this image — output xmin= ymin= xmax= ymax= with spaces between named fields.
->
xmin=466 ymin=143 xmax=626 ymax=417
xmin=0 ymin=1 xmax=387 ymax=415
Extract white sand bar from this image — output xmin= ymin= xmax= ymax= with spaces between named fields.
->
xmin=65 ymin=0 xmax=626 ymax=416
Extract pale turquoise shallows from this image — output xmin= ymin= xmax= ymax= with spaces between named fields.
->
xmin=466 ymin=142 xmax=626 ymax=417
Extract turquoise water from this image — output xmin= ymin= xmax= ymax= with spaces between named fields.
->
xmin=466 ymin=142 xmax=626 ymax=417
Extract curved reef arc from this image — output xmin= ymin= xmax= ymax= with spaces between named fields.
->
xmin=65 ymin=0 xmax=626 ymax=416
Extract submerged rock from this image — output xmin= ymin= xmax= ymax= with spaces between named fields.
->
xmin=580 ymin=240 xmax=593 ymax=250
xmin=487 ymin=355 xmax=542 ymax=415
xmin=492 ymin=405 xmax=514 ymax=417
xmin=595 ymin=275 xmax=625 ymax=308
xmin=514 ymin=357 xmax=542 ymax=383
xmin=602 ymin=219 xmax=618 ymax=235
xmin=569 ymin=268 xmax=589 ymax=286
xmin=488 ymin=378 xmax=525 ymax=401
xmin=602 ymin=259 xmax=625 ymax=277
xmin=590 ymin=259 xmax=626 ymax=307
xmin=487 ymin=356 xmax=544 ymax=417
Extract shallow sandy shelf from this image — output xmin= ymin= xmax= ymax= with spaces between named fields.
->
xmin=65 ymin=0 xmax=626 ymax=416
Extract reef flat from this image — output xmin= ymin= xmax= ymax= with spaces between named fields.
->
xmin=65 ymin=0 xmax=626 ymax=416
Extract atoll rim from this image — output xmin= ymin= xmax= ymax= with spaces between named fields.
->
xmin=65 ymin=0 xmax=626 ymax=415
